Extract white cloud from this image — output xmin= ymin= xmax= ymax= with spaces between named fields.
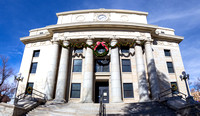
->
xmin=149 ymin=8 xmax=200 ymax=24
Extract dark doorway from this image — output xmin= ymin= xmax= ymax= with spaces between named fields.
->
xmin=95 ymin=81 xmax=109 ymax=103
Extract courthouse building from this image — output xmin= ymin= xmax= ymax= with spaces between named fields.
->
xmin=17 ymin=9 xmax=187 ymax=103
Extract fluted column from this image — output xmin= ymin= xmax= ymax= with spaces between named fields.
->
xmin=145 ymin=41 xmax=160 ymax=100
xmin=55 ymin=40 xmax=70 ymax=102
xmin=135 ymin=41 xmax=149 ymax=102
xmin=111 ymin=39 xmax=122 ymax=103
xmin=82 ymin=39 xmax=94 ymax=103
xmin=46 ymin=41 xmax=60 ymax=100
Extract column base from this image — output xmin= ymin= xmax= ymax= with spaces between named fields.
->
xmin=81 ymin=99 xmax=94 ymax=103
xmin=53 ymin=99 xmax=66 ymax=104
xmin=111 ymin=98 xmax=122 ymax=103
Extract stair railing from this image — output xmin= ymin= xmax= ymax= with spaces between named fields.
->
xmin=16 ymin=88 xmax=47 ymax=103
xmin=159 ymin=88 xmax=187 ymax=100
xmin=158 ymin=88 xmax=172 ymax=100
xmin=32 ymin=88 xmax=47 ymax=101
xmin=99 ymin=93 xmax=106 ymax=116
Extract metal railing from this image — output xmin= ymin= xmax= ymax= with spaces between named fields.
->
xmin=99 ymin=94 xmax=106 ymax=116
xmin=32 ymin=89 xmax=48 ymax=101
xmin=158 ymin=88 xmax=187 ymax=100
xmin=16 ymin=88 xmax=47 ymax=103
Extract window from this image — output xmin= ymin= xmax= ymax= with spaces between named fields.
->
xmin=74 ymin=48 xmax=83 ymax=53
xmin=167 ymin=62 xmax=174 ymax=73
xmin=171 ymin=82 xmax=178 ymax=94
xmin=95 ymin=59 xmax=109 ymax=72
xmin=121 ymin=46 xmax=129 ymax=53
xmin=96 ymin=45 xmax=106 ymax=54
xmin=25 ymin=82 xmax=34 ymax=95
xmin=122 ymin=59 xmax=131 ymax=72
xmin=73 ymin=59 xmax=82 ymax=72
xmin=70 ymin=83 xmax=81 ymax=98
xmin=164 ymin=49 xmax=171 ymax=56
xmin=123 ymin=83 xmax=134 ymax=98
xmin=30 ymin=62 xmax=38 ymax=73
xmin=161 ymin=31 xmax=165 ymax=34
xmin=33 ymin=50 xmax=40 ymax=57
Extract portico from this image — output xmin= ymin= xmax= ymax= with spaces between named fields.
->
xmin=50 ymin=36 xmax=159 ymax=103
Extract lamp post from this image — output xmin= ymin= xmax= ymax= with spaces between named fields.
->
xmin=180 ymin=71 xmax=190 ymax=97
xmin=14 ymin=73 xmax=23 ymax=104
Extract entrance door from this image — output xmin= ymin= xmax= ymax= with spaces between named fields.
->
xmin=95 ymin=82 xmax=109 ymax=103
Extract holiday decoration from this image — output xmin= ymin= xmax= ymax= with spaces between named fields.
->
xmin=93 ymin=41 xmax=109 ymax=57
xmin=59 ymin=40 xmax=145 ymax=57
xmin=171 ymin=84 xmax=178 ymax=91
xmin=27 ymin=86 xmax=33 ymax=95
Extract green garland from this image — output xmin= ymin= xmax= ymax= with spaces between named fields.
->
xmin=59 ymin=40 xmax=145 ymax=57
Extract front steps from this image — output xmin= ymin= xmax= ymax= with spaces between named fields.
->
xmin=13 ymin=96 xmax=46 ymax=116
xmin=27 ymin=101 xmax=178 ymax=116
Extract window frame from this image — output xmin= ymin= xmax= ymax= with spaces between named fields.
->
xmin=70 ymin=83 xmax=81 ymax=98
xmin=121 ymin=46 xmax=129 ymax=53
xmin=30 ymin=62 xmax=38 ymax=74
xmin=166 ymin=62 xmax=175 ymax=73
xmin=123 ymin=83 xmax=134 ymax=98
xmin=164 ymin=49 xmax=171 ymax=57
xmin=122 ymin=59 xmax=132 ymax=72
xmin=95 ymin=59 xmax=110 ymax=72
xmin=171 ymin=82 xmax=178 ymax=94
xmin=74 ymin=47 xmax=83 ymax=53
xmin=25 ymin=82 xmax=34 ymax=95
xmin=73 ymin=59 xmax=82 ymax=72
xmin=33 ymin=50 xmax=40 ymax=57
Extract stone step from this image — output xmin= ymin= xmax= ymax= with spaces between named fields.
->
xmin=27 ymin=101 xmax=178 ymax=116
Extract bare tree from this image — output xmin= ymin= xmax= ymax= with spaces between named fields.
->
xmin=193 ymin=77 xmax=200 ymax=92
xmin=190 ymin=77 xmax=200 ymax=102
xmin=0 ymin=56 xmax=15 ymax=103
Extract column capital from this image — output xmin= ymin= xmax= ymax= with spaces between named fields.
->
xmin=135 ymin=40 xmax=142 ymax=45
xmin=111 ymin=39 xmax=118 ymax=46
xmin=145 ymin=40 xmax=153 ymax=45
xmin=63 ymin=40 xmax=69 ymax=46
xmin=86 ymin=39 xmax=93 ymax=45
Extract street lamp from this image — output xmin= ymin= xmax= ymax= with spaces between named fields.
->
xmin=14 ymin=73 xmax=24 ymax=104
xmin=180 ymin=71 xmax=190 ymax=97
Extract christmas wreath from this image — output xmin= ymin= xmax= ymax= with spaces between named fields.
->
xmin=171 ymin=84 xmax=178 ymax=91
xmin=93 ymin=41 xmax=109 ymax=57
xmin=27 ymin=86 xmax=33 ymax=94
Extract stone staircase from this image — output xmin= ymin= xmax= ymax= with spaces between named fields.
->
xmin=159 ymin=96 xmax=200 ymax=115
xmin=27 ymin=101 xmax=179 ymax=116
xmin=13 ymin=96 xmax=46 ymax=116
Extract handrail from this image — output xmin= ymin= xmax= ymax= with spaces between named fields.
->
xmin=99 ymin=93 xmax=106 ymax=116
xmin=16 ymin=88 xmax=47 ymax=102
xmin=159 ymin=88 xmax=188 ymax=100
xmin=32 ymin=89 xmax=47 ymax=100
xmin=158 ymin=88 xmax=172 ymax=100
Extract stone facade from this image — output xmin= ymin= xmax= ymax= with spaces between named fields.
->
xmin=17 ymin=9 xmax=187 ymax=104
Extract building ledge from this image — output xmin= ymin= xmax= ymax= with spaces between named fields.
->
xmin=56 ymin=9 xmax=148 ymax=16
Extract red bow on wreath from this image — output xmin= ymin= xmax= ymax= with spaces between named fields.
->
xmin=94 ymin=41 xmax=109 ymax=51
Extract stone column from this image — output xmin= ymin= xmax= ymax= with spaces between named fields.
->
xmin=135 ymin=41 xmax=149 ymax=102
xmin=55 ymin=40 xmax=70 ymax=102
xmin=111 ymin=39 xmax=122 ymax=103
xmin=82 ymin=39 xmax=94 ymax=103
xmin=145 ymin=41 xmax=160 ymax=100
xmin=46 ymin=41 xmax=60 ymax=100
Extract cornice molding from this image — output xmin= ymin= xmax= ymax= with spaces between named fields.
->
xmin=152 ymin=33 xmax=184 ymax=43
xmin=56 ymin=9 xmax=148 ymax=16
xmin=20 ymin=32 xmax=52 ymax=44
xmin=46 ymin=22 xmax=158 ymax=31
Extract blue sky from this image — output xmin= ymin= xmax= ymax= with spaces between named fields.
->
xmin=0 ymin=0 xmax=200 ymax=84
